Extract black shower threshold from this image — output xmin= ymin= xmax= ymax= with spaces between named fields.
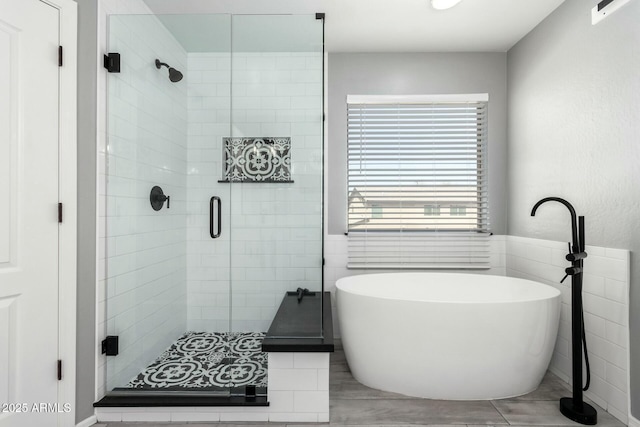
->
xmin=261 ymin=291 xmax=334 ymax=353
xmin=94 ymin=388 xmax=269 ymax=407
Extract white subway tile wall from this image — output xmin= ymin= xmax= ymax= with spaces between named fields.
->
xmin=186 ymin=52 xmax=323 ymax=333
xmin=100 ymin=13 xmax=188 ymax=392
xmin=506 ymin=235 xmax=630 ymax=423
xmin=266 ymin=352 xmax=330 ymax=423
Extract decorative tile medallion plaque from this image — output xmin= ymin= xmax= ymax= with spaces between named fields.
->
xmin=222 ymin=137 xmax=292 ymax=182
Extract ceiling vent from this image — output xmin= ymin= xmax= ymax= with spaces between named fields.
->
xmin=592 ymin=0 xmax=631 ymax=25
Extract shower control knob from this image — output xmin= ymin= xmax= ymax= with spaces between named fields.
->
xmin=150 ymin=186 xmax=170 ymax=211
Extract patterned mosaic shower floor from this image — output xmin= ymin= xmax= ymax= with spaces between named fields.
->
xmin=127 ymin=332 xmax=267 ymax=390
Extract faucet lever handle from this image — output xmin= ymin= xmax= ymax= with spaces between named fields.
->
xmin=560 ymin=273 xmax=569 ymax=284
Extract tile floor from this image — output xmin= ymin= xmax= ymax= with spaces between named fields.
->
xmin=94 ymin=341 xmax=626 ymax=427
xmin=126 ymin=332 xmax=267 ymax=390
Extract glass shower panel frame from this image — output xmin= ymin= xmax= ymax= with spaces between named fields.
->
xmin=104 ymin=13 xmax=234 ymax=396
xmin=228 ymin=14 xmax=325 ymax=339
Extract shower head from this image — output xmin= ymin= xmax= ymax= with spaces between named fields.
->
xmin=155 ymin=59 xmax=183 ymax=82
xmin=168 ymin=67 xmax=183 ymax=82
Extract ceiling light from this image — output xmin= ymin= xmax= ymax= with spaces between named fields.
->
xmin=431 ymin=0 xmax=463 ymax=10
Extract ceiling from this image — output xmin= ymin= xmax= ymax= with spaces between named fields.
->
xmin=142 ymin=0 xmax=566 ymax=53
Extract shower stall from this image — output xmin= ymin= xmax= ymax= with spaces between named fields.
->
xmin=100 ymin=12 xmax=325 ymax=400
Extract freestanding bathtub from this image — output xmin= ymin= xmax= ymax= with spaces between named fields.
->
xmin=336 ymin=272 xmax=561 ymax=400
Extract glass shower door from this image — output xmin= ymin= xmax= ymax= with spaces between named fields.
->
xmin=184 ymin=13 xmax=236 ymax=395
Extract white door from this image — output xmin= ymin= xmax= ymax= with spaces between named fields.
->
xmin=0 ymin=1 xmax=61 ymax=426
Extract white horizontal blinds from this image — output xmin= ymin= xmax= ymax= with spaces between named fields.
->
xmin=347 ymin=233 xmax=491 ymax=269
xmin=347 ymin=95 xmax=490 ymax=269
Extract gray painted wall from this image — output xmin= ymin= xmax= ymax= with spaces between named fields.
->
xmin=507 ymin=0 xmax=640 ymax=417
xmin=75 ymin=0 xmax=97 ymax=423
xmin=327 ymin=53 xmax=508 ymax=236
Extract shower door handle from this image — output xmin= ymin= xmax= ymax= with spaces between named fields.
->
xmin=210 ymin=196 xmax=222 ymax=239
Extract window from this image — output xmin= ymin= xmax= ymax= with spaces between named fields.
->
xmin=346 ymin=94 xmax=490 ymax=269
xmin=450 ymin=205 xmax=467 ymax=216
xmin=371 ymin=205 xmax=383 ymax=218
xmin=424 ymin=204 xmax=441 ymax=216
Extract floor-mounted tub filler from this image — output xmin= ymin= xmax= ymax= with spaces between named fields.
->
xmin=336 ymin=272 xmax=561 ymax=400
xmin=532 ymin=197 xmax=597 ymax=425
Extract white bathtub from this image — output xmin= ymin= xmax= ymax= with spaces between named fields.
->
xmin=336 ymin=272 xmax=561 ymax=400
